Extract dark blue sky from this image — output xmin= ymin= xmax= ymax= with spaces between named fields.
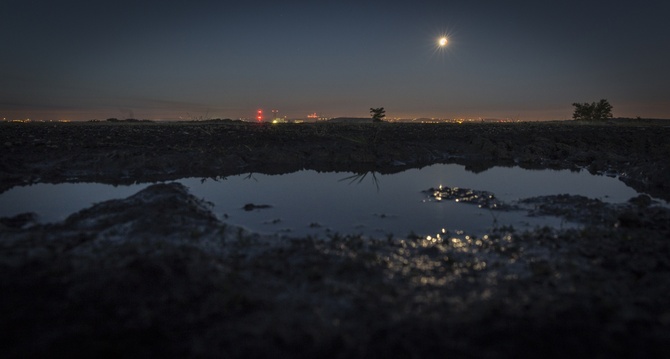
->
xmin=2 ymin=0 xmax=669 ymax=121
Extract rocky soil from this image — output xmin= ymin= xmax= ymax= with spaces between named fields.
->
xmin=2 ymin=120 xmax=670 ymax=358
xmin=2 ymin=120 xmax=669 ymax=199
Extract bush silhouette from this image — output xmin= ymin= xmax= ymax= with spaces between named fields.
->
xmin=370 ymin=107 xmax=386 ymax=122
xmin=572 ymin=99 xmax=613 ymax=121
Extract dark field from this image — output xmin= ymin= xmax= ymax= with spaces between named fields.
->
xmin=2 ymin=120 xmax=670 ymax=358
xmin=2 ymin=120 xmax=670 ymax=199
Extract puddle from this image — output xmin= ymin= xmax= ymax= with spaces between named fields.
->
xmin=0 ymin=164 xmax=646 ymax=238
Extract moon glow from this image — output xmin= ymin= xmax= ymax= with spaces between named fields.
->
xmin=438 ymin=37 xmax=448 ymax=47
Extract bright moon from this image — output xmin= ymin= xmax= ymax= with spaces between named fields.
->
xmin=438 ymin=37 xmax=448 ymax=47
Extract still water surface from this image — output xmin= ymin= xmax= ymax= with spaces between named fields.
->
xmin=0 ymin=164 xmax=641 ymax=237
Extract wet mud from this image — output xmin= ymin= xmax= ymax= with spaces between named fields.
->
xmin=2 ymin=120 xmax=670 ymax=358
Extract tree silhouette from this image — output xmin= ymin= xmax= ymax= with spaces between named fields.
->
xmin=370 ymin=107 xmax=386 ymax=122
xmin=572 ymin=99 xmax=613 ymax=121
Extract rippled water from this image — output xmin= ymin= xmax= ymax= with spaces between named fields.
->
xmin=0 ymin=164 xmax=642 ymax=237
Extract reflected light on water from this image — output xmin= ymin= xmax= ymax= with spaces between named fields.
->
xmin=0 ymin=164 xmax=644 ymax=238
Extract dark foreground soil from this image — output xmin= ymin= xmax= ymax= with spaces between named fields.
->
xmin=2 ymin=120 xmax=670 ymax=358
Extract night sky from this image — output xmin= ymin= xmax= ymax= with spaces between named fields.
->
xmin=2 ymin=0 xmax=669 ymax=121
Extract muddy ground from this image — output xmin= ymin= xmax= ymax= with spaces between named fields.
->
xmin=1 ymin=120 xmax=670 ymax=358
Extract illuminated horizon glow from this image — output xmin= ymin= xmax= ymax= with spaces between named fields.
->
xmin=3 ymin=103 xmax=669 ymax=122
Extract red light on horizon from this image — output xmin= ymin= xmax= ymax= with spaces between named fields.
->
xmin=257 ymin=109 xmax=263 ymax=122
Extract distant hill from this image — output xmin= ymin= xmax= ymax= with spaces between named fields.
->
xmin=327 ymin=117 xmax=372 ymax=123
xmin=177 ymin=118 xmax=244 ymax=123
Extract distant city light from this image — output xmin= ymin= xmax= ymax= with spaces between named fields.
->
xmin=257 ymin=109 xmax=263 ymax=122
